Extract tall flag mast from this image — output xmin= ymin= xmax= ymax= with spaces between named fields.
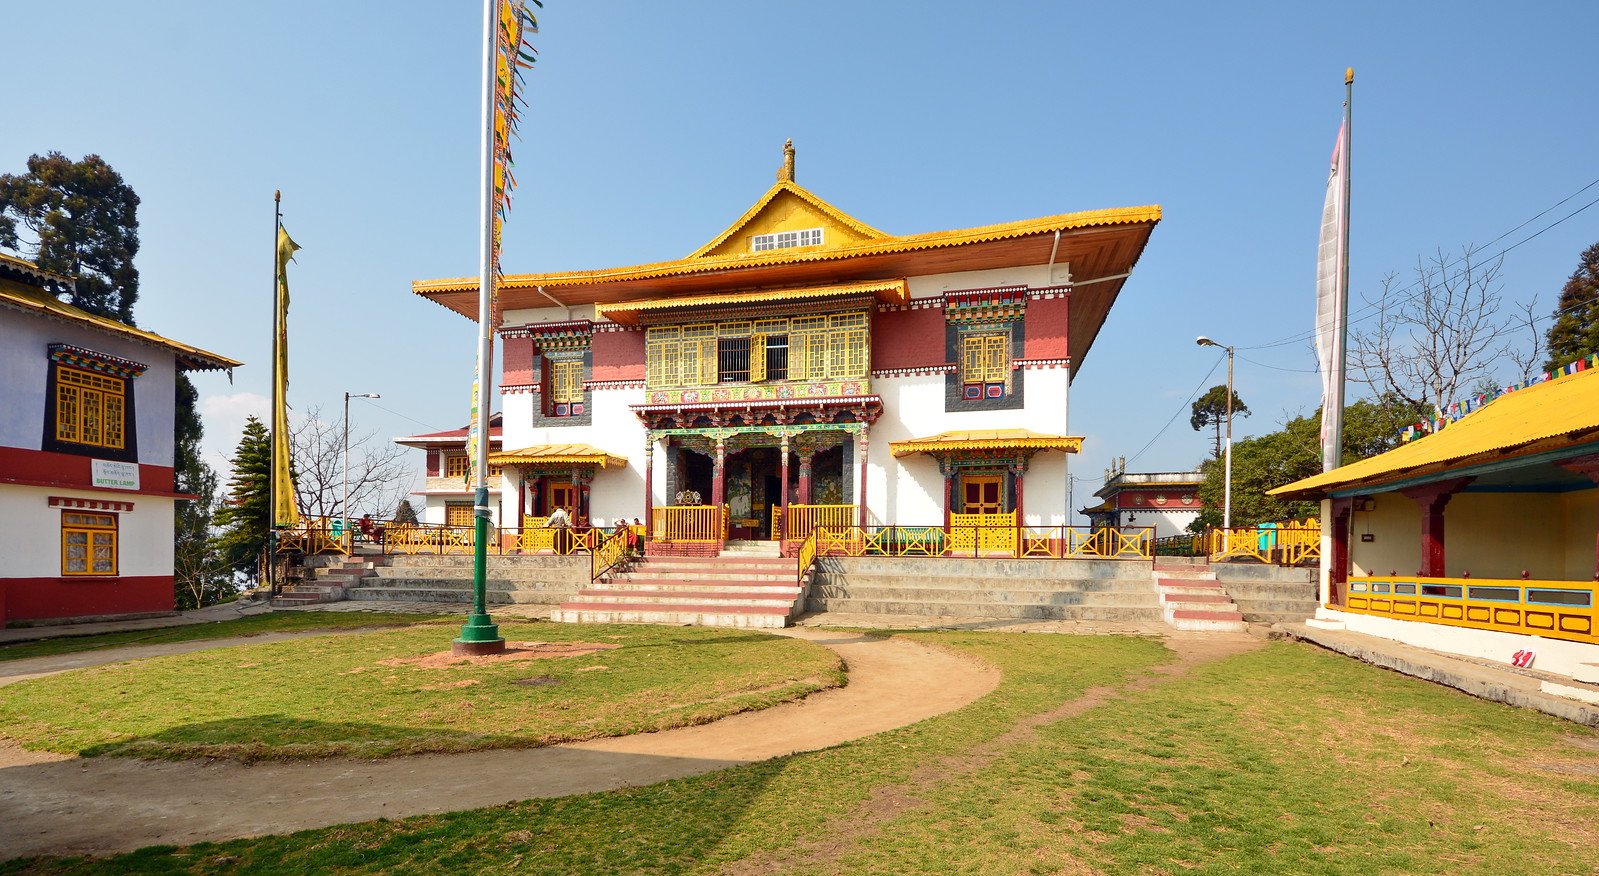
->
xmin=1316 ymin=68 xmax=1353 ymax=472
xmin=455 ymin=0 xmax=540 ymax=656
xmin=269 ymin=191 xmax=302 ymax=593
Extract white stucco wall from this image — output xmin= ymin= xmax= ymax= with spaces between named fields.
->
xmin=0 ymin=311 xmax=176 ymax=465
xmin=1316 ymin=606 xmax=1599 ymax=679
xmin=0 ymin=485 xmax=173 ymax=578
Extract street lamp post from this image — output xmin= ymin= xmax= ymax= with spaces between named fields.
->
xmin=343 ymin=392 xmax=381 ymax=537
xmin=1196 ymin=337 xmax=1234 ymax=530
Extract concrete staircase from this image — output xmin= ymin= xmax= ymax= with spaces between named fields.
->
xmin=805 ymin=556 xmax=1162 ymax=622
xmin=271 ymin=553 xmax=388 ymax=607
xmin=552 ymin=550 xmax=805 ymax=628
xmin=1153 ymin=560 xmax=1247 ymax=632
xmin=1211 ymin=565 xmax=1320 ymax=624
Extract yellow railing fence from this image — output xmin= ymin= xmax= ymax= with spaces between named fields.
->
xmin=784 ymin=504 xmax=858 ymax=541
xmin=796 ymin=527 xmax=820 ymax=588
xmin=275 ymin=521 xmax=350 ymax=556
xmin=1207 ymin=518 xmax=1321 ymax=565
xmin=592 ymin=527 xmax=631 ymax=580
xmin=812 ymin=524 xmax=1153 ymax=559
xmin=651 ymin=505 xmax=724 ymax=542
xmin=381 ymin=523 xmax=475 ymax=555
xmin=947 ymin=511 xmax=1018 ymax=555
xmin=1346 ymin=576 xmax=1597 ymax=645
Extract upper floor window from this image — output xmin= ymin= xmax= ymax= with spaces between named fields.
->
xmin=645 ymin=311 xmax=867 ymax=388
xmin=961 ymin=333 xmax=1011 ymax=399
xmin=549 ymin=358 xmax=584 ymax=416
xmin=56 ymin=366 xmax=128 ymax=451
xmin=62 ymin=511 xmax=117 ymax=576
xmin=751 ymin=228 xmax=823 ymax=252
xmin=443 ymin=454 xmax=502 ymax=480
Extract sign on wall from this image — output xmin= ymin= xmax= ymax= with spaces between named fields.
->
xmin=91 ymin=459 xmax=139 ymax=491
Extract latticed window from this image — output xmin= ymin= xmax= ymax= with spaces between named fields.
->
xmin=962 ymin=334 xmax=1010 ymax=387
xmin=56 ymin=366 xmax=127 ymax=450
xmin=551 ymin=359 xmax=583 ymax=403
xmin=443 ymin=455 xmax=501 ymax=479
xmin=62 ymin=511 xmax=117 ymax=576
xmin=445 ymin=502 xmax=473 ymax=527
xmin=645 ymin=310 xmax=869 ymax=388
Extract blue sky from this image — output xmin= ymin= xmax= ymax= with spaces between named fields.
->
xmin=4 ymin=1 xmax=1596 ymax=517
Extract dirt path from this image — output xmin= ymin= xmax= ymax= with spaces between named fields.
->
xmin=0 ymin=627 xmax=1000 ymax=859
xmin=718 ymin=630 xmax=1263 ymax=876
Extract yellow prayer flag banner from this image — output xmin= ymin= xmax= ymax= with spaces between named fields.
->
xmin=273 ymin=224 xmax=301 ymax=528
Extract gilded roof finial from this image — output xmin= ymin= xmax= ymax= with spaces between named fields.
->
xmin=777 ymin=138 xmax=795 ymax=182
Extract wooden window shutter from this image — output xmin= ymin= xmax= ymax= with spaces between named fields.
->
xmin=750 ymin=334 xmax=767 ymax=382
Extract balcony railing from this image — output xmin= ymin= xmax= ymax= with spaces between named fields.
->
xmin=781 ymin=504 xmax=857 ymax=541
xmin=1345 ymin=576 xmax=1598 ymax=645
xmin=814 ymin=524 xmax=1154 ymax=560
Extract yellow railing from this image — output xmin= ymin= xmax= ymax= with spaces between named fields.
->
xmin=382 ymin=523 xmax=475 ymax=555
xmin=592 ymin=527 xmax=631 ymax=580
xmin=512 ymin=526 xmax=599 ymax=554
xmin=651 ymin=505 xmax=724 ymax=542
xmin=772 ymin=505 xmax=783 ymax=541
xmin=784 ymin=504 xmax=857 ymax=541
xmin=812 ymin=524 xmax=1153 ymax=559
xmin=1207 ymin=519 xmax=1320 ymax=565
xmin=796 ymin=527 xmax=820 ymax=589
xmin=275 ymin=521 xmax=351 ymax=556
xmin=1345 ymin=576 xmax=1598 ymax=645
xmin=948 ymin=512 xmax=1018 ymax=554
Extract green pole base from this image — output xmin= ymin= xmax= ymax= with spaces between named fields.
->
xmin=452 ymin=612 xmax=505 ymax=656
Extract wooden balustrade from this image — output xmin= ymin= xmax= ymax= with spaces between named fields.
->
xmin=784 ymin=504 xmax=858 ymax=541
xmin=651 ymin=505 xmax=724 ymax=542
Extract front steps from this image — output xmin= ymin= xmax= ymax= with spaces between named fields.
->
xmin=271 ymin=553 xmax=388 ymax=607
xmin=807 ymin=557 xmax=1162 ymax=622
xmin=1153 ymin=561 xmax=1247 ymax=632
xmin=552 ymin=553 xmax=804 ymax=628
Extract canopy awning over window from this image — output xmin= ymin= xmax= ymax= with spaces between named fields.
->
xmin=489 ymin=443 xmax=628 ymax=469
xmin=890 ymin=429 xmax=1084 ymax=458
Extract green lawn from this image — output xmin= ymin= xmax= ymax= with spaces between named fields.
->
xmin=0 ymin=623 xmax=842 ymax=762
xmin=0 ymin=611 xmax=450 ymax=663
xmin=6 ymin=633 xmax=1599 ymax=875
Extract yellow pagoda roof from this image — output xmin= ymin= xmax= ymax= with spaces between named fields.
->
xmin=490 ymin=443 xmax=629 ymax=468
xmin=596 ymin=279 xmax=908 ymax=325
xmin=891 ymin=429 xmax=1085 ymax=458
xmin=1270 ymin=366 xmax=1599 ymax=499
xmin=0 ymin=276 xmax=241 ymax=372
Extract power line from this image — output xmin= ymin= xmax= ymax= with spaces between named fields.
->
xmin=1237 ymin=352 xmax=1320 ymax=373
xmin=1125 ymin=356 xmax=1223 ymax=468
xmin=1241 ymin=178 xmax=1599 ymax=352
xmin=359 ymin=398 xmax=444 ymax=434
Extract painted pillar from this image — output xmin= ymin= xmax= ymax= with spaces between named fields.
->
xmin=1013 ymin=461 xmax=1026 ymax=522
xmin=516 ymin=472 xmax=527 ymax=530
xmin=797 ymin=451 xmax=814 ymax=505
xmin=1400 ymin=477 xmax=1474 ymax=578
xmin=712 ymin=437 xmax=727 ymax=510
xmin=643 ymin=436 xmax=654 ymax=540
xmin=1328 ymin=498 xmax=1352 ymax=605
xmin=779 ymin=432 xmax=791 ymax=540
xmin=572 ymin=466 xmax=587 ymax=523
xmin=857 ymin=425 xmax=871 ymax=529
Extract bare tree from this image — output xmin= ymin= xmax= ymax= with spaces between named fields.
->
xmin=1351 ymin=246 xmax=1539 ymax=418
xmin=289 ymin=406 xmax=410 ymax=522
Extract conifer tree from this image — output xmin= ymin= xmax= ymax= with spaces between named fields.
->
xmin=213 ymin=416 xmax=272 ymax=581
xmin=392 ymin=498 xmax=419 ymax=525
xmin=1544 ymin=241 xmax=1599 ymax=369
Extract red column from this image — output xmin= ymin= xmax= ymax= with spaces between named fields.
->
xmin=779 ymin=434 xmax=790 ymax=540
xmin=1400 ymin=477 xmax=1474 ymax=577
xmin=1329 ymin=498 xmax=1352 ymax=605
xmin=857 ymin=427 xmax=870 ymax=529
xmin=797 ymin=452 xmax=814 ymax=505
xmin=1014 ymin=466 xmax=1025 ymax=521
xmin=711 ymin=438 xmax=726 ymax=509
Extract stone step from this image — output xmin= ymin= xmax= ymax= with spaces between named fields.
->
xmin=593 ymin=580 xmax=803 ymax=594
xmin=803 ymin=598 xmax=1162 ymax=622
xmin=344 ymin=587 xmax=563 ymax=605
xmin=552 ymin=603 xmax=790 ymax=629
xmin=1222 ymin=583 xmax=1321 ymax=600
xmin=612 ymin=569 xmax=795 ymax=583
xmin=812 ymin=585 xmax=1158 ymax=607
xmin=1167 ymin=608 xmax=1248 ymax=632
xmin=641 ymin=556 xmax=793 ymax=569
xmin=1161 ymin=592 xmax=1233 ymax=605
xmin=355 ymin=577 xmax=570 ymax=592
xmin=573 ymin=590 xmax=799 ymax=608
xmin=817 ymin=577 xmax=1156 ymax=594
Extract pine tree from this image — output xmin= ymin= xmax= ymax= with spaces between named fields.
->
xmin=1190 ymin=385 xmax=1250 ymax=459
xmin=212 ymin=416 xmax=272 ymax=581
xmin=1544 ymin=241 xmax=1599 ymax=369
xmin=173 ymin=376 xmax=231 ymax=608
xmin=392 ymin=498 xmax=419 ymax=525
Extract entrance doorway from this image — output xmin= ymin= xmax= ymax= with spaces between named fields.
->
xmin=547 ymin=482 xmax=577 ymax=516
xmin=961 ymin=474 xmax=1006 ymax=514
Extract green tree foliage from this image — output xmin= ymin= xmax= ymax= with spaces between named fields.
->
xmin=1190 ymin=395 xmax=1426 ymax=531
xmin=1190 ymin=384 xmax=1250 ymax=459
xmin=1544 ymin=241 xmax=1599 ymax=369
xmin=392 ymin=498 xmax=419 ymax=525
xmin=173 ymin=377 xmax=233 ymax=608
xmin=0 ymin=153 xmax=141 ymax=323
xmin=213 ymin=417 xmax=272 ymax=582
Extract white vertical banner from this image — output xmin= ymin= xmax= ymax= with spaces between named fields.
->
xmin=1315 ymin=113 xmax=1350 ymax=471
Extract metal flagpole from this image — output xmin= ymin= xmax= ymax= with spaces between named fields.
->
xmin=455 ymin=0 xmax=505 ymax=655
xmin=1324 ymin=68 xmax=1353 ymax=473
xmin=267 ymin=190 xmax=281 ymax=595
